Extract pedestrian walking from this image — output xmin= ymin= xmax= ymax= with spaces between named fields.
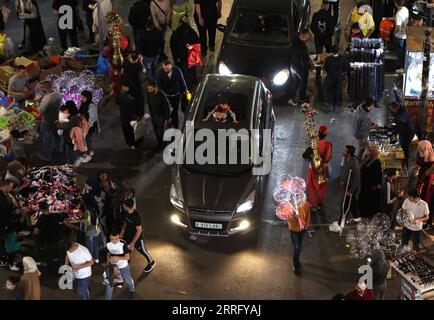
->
xmin=288 ymin=200 xmax=311 ymax=276
xmin=92 ymin=0 xmax=112 ymax=44
xmin=20 ymin=256 xmax=41 ymax=300
xmin=16 ymin=0 xmax=46 ymax=53
xmin=170 ymin=0 xmax=194 ymax=32
xmin=150 ymin=0 xmax=171 ymax=60
xmin=156 ymin=60 xmax=188 ymax=129
xmin=139 ymin=21 xmax=164 ymax=82
xmin=146 ymin=82 xmax=171 ymax=151
xmin=105 ymin=230 xmax=135 ymax=300
xmin=370 ymin=249 xmax=390 ymax=300
xmin=39 ymin=83 xmax=61 ymax=161
xmin=287 ymin=29 xmax=313 ymax=106
xmin=353 ymin=97 xmax=376 ymax=160
xmin=52 ymin=0 xmax=79 ymax=51
xmin=64 ymin=240 xmax=94 ymax=300
xmin=323 ymin=45 xmax=348 ymax=111
xmin=128 ymin=0 xmax=151 ymax=49
xmin=82 ymin=195 xmax=103 ymax=264
xmin=193 ymin=0 xmax=222 ymax=56
xmin=380 ymin=168 xmax=404 ymax=227
xmin=120 ymin=198 xmax=156 ymax=273
xmin=401 ymin=189 xmax=429 ymax=252
xmin=393 ymin=0 xmax=409 ymax=73
xmin=303 ymin=125 xmax=332 ymax=211
xmin=83 ymin=0 xmax=97 ymax=43
xmin=310 ymin=1 xmax=334 ymax=54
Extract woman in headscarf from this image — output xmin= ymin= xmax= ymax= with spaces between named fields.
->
xmin=358 ymin=145 xmax=382 ymax=218
xmin=370 ymin=249 xmax=390 ymax=300
xmin=20 ymin=256 xmax=41 ymax=300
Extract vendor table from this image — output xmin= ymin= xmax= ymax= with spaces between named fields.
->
xmin=391 ymin=252 xmax=434 ymax=300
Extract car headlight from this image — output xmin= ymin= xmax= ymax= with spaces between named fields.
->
xmin=272 ymin=68 xmax=290 ymax=86
xmin=236 ymin=190 xmax=255 ymax=214
xmin=170 ymin=183 xmax=184 ymax=211
xmin=219 ymin=61 xmax=232 ymax=75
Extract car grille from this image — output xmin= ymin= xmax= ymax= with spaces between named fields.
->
xmin=188 ymin=207 xmax=232 ymax=215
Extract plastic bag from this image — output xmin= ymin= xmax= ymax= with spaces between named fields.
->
xmin=96 ymin=54 xmax=110 ymax=76
xmin=130 ymin=114 xmax=151 ymax=141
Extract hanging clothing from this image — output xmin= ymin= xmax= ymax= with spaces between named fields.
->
xmin=359 ymin=158 xmax=382 ymax=218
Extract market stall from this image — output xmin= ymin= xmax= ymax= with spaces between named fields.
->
xmin=391 ymin=251 xmax=434 ymax=300
xmin=368 ymin=126 xmax=407 ymax=176
xmin=403 ymin=26 xmax=434 ymax=133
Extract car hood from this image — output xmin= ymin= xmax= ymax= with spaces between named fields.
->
xmin=180 ymin=169 xmax=254 ymax=211
xmin=219 ymin=43 xmax=290 ymax=80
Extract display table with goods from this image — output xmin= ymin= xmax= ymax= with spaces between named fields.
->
xmin=368 ymin=126 xmax=407 ymax=176
xmin=403 ymin=26 xmax=434 ymax=133
xmin=62 ymin=47 xmax=100 ymax=73
xmin=21 ymin=165 xmax=84 ymax=225
xmin=391 ymin=251 xmax=434 ymax=300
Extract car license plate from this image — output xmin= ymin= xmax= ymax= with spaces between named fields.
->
xmin=195 ymin=222 xmax=223 ymax=229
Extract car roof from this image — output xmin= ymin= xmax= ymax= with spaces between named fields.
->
xmin=236 ymin=0 xmax=292 ymax=11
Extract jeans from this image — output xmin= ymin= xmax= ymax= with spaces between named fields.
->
xmin=144 ymin=55 xmax=159 ymax=82
xmin=168 ymin=95 xmax=181 ymax=129
xmin=76 ymin=276 xmax=91 ymax=300
xmin=393 ymin=36 xmax=406 ymax=69
xmin=40 ymin=120 xmax=57 ymax=160
xmin=402 ymin=227 xmax=421 ymax=251
xmin=85 ymin=235 xmax=101 ymax=261
xmin=288 ymin=68 xmax=309 ymax=102
xmin=290 ymin=231 xmax=304 ymax=267
xmin=104 ymin=265 xmax=135 ymax=300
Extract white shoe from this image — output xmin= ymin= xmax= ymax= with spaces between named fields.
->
xmin=74 ymin=157 xmax=84 ymax=167
xmin=9 ymin=264 xmax=19 ymax=271
xmin=329 ymin=221 xmax=342 ymax=233
xmin=353 ymin=217 xmax=362 ymax=222
xmin=288 ymin=99 xmax=297 ymax=106
xmin=81 ymin=154 xmax=92 ymax=163
xmin=395 ymin=68 xmax=404 ymax=74
xmin=89 ymin=151 xmax=94 ymax=157
xmin=95 ymin=259 xmax=99 ymax=264
xmin=130 ymin=146 xmax=136 ymax=150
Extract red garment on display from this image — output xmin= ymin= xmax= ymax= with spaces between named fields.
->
xmin=307 ymin=140 xmax=332 ymax=207
xmin=188 ymin=44 xmax=202 ymax=68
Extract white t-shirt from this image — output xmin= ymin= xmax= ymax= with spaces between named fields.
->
xmin=395 ymin=7 xmax=409 ymax=39
xmin=402 ymin=198 xmax=429 ymax=231
xmin=67 ymin=244 xmax=93 ymax=279
xmin=106 ymin=240 xmax=130 ymax=269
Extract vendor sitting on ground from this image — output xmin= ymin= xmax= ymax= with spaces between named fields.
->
xmin=202 ymin=102 xmax=239 ymax=124
xmin=8 ymin=65 xmax=32 ymax=107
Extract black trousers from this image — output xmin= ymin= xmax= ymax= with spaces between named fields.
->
xmin=402 ymin=227 xmax=421 ymax=251
xmin=120 ymin=115 xmax=135 ymax=147
xmin=134 ymin=237 xmax=153 ymax=265
xmin=195 ymin=18 xmax=217 ymax=52
xmin=314 ymin=36 xmax=332 ymax=54
xmin=58 ymin=27 xmax=79 ymax=50
xmin=288 ymin=68 xmax=309 ymax=102
xmin=85 ymin=10 xmax=94 ymax=40
xmin=338 ymin=194 xmax=359 ymax=225
xmin=168 ymin=95 xmax=181 ymax=129
xmin=400 ymin=138 xmax=412 ymax=169
xmin=133 ymin=28 xmax=146 ymax=52
xmin=324 ymin=76 xmax=342 ymax=109
xmin=290 ymin=231 xmax=304 ymax=267
xmin=151 ymin=116 xmax=165 ymax=148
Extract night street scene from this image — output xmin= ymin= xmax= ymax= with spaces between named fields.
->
xmin=0 ymin=0 xmax=433 ymax=308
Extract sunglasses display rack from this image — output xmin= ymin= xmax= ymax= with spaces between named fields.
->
xmin=391 ymin=251 xmax=434 ymax=300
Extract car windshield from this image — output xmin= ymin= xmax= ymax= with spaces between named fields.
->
xmin=230 ymin=10 xmax=290 ymax=45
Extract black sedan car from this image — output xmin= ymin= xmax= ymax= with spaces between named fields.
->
xmin=169 ymin=74 xmax=275 ymax=237
xmin=216 ymin=0 xmax=310 ymax=99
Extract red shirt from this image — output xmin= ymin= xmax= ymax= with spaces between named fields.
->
xmin=345 ymin=289 xmax=375 ymax=300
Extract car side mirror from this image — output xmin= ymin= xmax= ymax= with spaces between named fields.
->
xmin=217 ymin=24 xmax=227 ymax=33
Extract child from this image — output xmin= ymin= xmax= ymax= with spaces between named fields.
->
xmin=5 ymin=276 xmax=23 ymax=300
xmin=4 ymin=224 xmax=22 ymax=271
xmin=79 ymin=90 xmax=99 ymax=159
xmin=105 ymin=230 xmax=135 ymax=300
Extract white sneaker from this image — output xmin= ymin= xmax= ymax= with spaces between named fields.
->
xmin=130 ymin=146 xmax=136 ymax=150
xmin=329 ymin=221 xmax=342 ymax=233
xmin=89 ymin=151 xmax=94 ymax=157
xmin=9 ymin=264 xmax=19 ymax=271
xmin=81 ymin=154 xmax=92 ymax=163
xmin=74 ymin=157 xmax=84 ymax=167
xmin=94 ymin=259 xmax=99 ymax=264
xmin=395 ymin=68 xmax=404 ymax=74
xmin=353 ymin=217 xmax=362 ymax=222
xmin=288 ymin=99 xmax=297 ymax=106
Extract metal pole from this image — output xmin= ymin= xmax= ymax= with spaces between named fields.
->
xmin=419 ymin=0 xmax=432 ymax=138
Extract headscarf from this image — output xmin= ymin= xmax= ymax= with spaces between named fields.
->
xmin=79 ymin=90 xmax=93 ymax=120
xmin=23 ymin=256 xmax=41 ymax=276
xmin=418 ymin=140 xmax=434 ymax=162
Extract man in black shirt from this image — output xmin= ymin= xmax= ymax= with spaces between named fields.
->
xmin=120 ymin=198 xmax=155 ymax=273
xmin=52 ymin=0 xmax=80 ymax=50
xmin=140 ymin=20 xmax=164 ymax=82
xmin=194 ymin=0 xmax=222 ymax=55
xmin=156 ymin=60 xmax=188 ymax=129
xmin=128 ymin=0 xmax=151 ymax=49
xmin=147 ymin=82 xmax=171 ymax=150
xmin=287 ymin=29 xmax=313 ymax=106
xmin=310 ymin=1 xmax=334 ymax=54
xmin=323 ymin=45 xmax=348 ymax=111
xmin=0 ymin=180 xmax=14 ymax=266
xmin=33 ymin=201 xmax=63 ymax=267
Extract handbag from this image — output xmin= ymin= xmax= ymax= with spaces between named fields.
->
xmin=187 ymin=44 xmax=202 ymax=68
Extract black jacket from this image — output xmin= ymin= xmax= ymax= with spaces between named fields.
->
xmin=156 ymin=66 xmax=187 ymax=95
xmin=289 ymin=38 xmax=310 ymax=72
xmin=170 ymin=22 xmax=200 ymax=64
xmin=147 ymin=91 xmax=171 ymax=120
xmin=393 ymin=107 xmax=416 ymax=144
xmin=118 ymin=91 xmax=144 ymax=120
xmin=0 ymin=191 xmax=13 ymax=230
xmin=324 ymin=55 xmax=349 ymax=80
xmin=128 ymin=0 xmax=151 ymax=29
xmin=140 ymin=28 xmax=164 ymax=57
xmin=310 ymin=9 xmax=334 ymax=39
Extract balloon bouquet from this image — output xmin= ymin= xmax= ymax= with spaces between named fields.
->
xmin=396 ymin=208 xmax=433 ymax=244
xmin=273 ymin=175 xmax=307 ymax=229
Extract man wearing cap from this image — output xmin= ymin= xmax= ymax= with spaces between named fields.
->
xmin=8 ymin=65 xmax=32 ymax=108
xmin=120 ymin=198 xmax=156 ymax=273
xmin=355 ymin=4 xmax=375 ymax=38
xmin=302 ymin=125 xmax=332 ymax=211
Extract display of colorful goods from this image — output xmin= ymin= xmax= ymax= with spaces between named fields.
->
xmin=22 ymin=166 xmax=83 ymax=224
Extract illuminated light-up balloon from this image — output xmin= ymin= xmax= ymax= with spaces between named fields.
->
xmin=288 ymin=177 xmax=306 ymax=192
xmin=276 ymin=203 xmax=295 ymax=221
xmin=273 ymin=187 xmax=291 ymax=204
